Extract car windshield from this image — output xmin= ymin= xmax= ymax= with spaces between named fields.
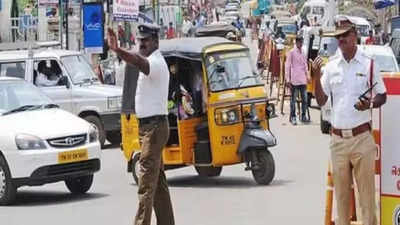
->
xmin=0 ymin=80 xmax=52 ymax=115
xmin=280 ymin=24 xmax=297 ymax=34
xmin=61 ymin=55 xmax=98 ymax=85
xmin=206 ymin=51 xmax=262 ymax=92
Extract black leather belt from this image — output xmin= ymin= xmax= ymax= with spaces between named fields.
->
xmin=138 ymin=115 xmax=167 ymax=125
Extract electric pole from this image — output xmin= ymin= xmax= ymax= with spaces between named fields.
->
xmin=65 ymin=0 xmax=69 ymax=49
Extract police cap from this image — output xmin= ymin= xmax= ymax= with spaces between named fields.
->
xmin=137 ymin=23 xmax=160 ymax=39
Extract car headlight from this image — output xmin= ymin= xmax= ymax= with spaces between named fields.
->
xmin=215 ymin=106 xmax=241 ymax=125
xmin=107 ymin=96 xmax=122 ymax=110
xmin=15 ymin=134 xmax=47 ymax=150
xmin=89 ymin=125 xmax=99 ymax=143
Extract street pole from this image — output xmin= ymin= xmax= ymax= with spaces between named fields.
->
xmin=65 ymin=0 xmax=69 ymax=49
xmin=59 ymin=0 xmax=63 ymax=49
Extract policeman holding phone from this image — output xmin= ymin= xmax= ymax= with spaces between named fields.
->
xmin=312 ymin=15 xmax=387 ymax=225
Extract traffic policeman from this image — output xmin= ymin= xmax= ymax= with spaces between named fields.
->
xmin=107 ymin=23 xmax=175 ymax=225
xmin=312 ymin=15 xmax=387 ymax=225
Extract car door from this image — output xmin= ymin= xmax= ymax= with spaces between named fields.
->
xmin=33 ymin=58 xmax=73 ymax=112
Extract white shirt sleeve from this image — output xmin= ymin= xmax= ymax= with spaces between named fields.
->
xmin=371 ymin=59 xmax=387 ymax=95
xmin=147 ymin=53 xmax=162 ymax=80
xmin=36 ymin=73 xmax=59 ymax=87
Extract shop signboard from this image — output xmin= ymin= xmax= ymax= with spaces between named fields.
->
xmin=113 ymin=0 xmax=139 ymax=21
xmin=83 ymin=3 xmax=104 ymax=54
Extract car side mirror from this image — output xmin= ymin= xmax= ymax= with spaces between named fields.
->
xmin=58 ymin=76 xmax=69 ymax=88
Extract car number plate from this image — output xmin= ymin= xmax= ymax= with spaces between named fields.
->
xmin=58 ymin=149 xmax=88 ymax=164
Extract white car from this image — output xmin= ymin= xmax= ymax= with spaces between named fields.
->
xmin=0 ymin=77 xmax=101 ymax=205
xmin=0 ymin=43 xmax=123 ymax=148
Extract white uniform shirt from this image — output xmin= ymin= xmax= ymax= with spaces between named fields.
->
xmin=135 ymin=49 xmax=169 ymax=118
xmin=321 ymin=48 xmax=386 ymax=129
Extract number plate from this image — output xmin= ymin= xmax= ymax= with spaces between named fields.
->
xmin=58 ymin=149 xmax=88 ymax=164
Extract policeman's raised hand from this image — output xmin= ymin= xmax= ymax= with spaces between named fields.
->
xmin=312 ymin=56 xmax=323 ymax=76
xmin=107 ymin=28 xmax=118 ymax=51
xmin=354 ymin=98 xmax=370 ymax=111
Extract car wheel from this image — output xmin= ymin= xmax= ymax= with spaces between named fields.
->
xmin=251 ymin=150 xmax=275 ymax=185
xmin=195 ymin=166 xmax=222 ymax=177
xmin=65 ymin=175 xmax=93 ymax=194
xmin=83 ymin=115 xmax=106 ymax=148
xmin=320 ymin=114 xmax=331 ymax=134
xmin=131 ymin=153 xmax=140 ymax=185
xmin=106 ymin=131 xmax=122 ymax=145
xmin=0 ymin=156 xmax=16 ymax=205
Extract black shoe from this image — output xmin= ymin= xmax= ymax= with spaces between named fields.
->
xmin=290 ymin=117 xmax=297 ymax=125
xmin=301 ymin=115 xmax=310 ymax=123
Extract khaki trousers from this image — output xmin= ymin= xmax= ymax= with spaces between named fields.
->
xmin=134 ymin=118 xmax=175 ymax=225
xmin=330 ymin=131 xmax=377 ymax=225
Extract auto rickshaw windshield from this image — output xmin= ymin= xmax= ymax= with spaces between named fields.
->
xmin=206 ymin=51 xmax=262 ymax=92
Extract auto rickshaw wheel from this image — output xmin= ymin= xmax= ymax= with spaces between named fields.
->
xmin=251 ymin=150 xmax=275 ymax=185
xmin=131 ymin=153 xmax=140 ymax=185
xmin=195 ymin=166 xmax=222 ymax=177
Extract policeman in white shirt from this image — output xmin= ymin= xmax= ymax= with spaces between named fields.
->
xmin=36 ymin=61 xmax=59 ymax=87
xmin=107 ymin=23 xmax=174 ymax=225
xmin=312 ymin=16 xmax=386 ymax=225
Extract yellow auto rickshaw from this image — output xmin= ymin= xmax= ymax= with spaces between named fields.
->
xmin=121 ymin=37 xmax=278 ymax=185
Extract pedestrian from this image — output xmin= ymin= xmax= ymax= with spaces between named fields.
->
xmin=312 ymin=15 xmax=387 ymax=225
xmin=159 ymin=19 xmax=166 ymax=40
xmin=24 ymin=3 xmax=32 ymax=15
xmin=365 ymin=30 xmax=375 ymax=45
xmin=107 ymin=23 xmax=175 ymax=225
xmin=285 ymin=35 xmax=310 ymax=125
xmin=167 ymin=22 xmax=175 ymax=39
xmin=182 ymin=17 xmax=192 ymax=37
xmin=118 ymin=23 xmax=126 ymax=48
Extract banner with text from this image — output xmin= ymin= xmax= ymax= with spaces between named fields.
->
xmin=83 ymin=3 xmax=104 ymax=54
xmin=113 ymin=0 xmax=139 ymax=22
